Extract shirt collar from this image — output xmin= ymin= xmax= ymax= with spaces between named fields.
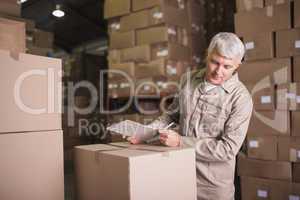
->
xmin=196 ymin=69 xmax=239 ymax=94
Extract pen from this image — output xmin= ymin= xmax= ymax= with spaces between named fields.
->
xmin=145 ymin=122 xmax=175 ymax=144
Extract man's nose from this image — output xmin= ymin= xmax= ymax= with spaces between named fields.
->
xmin=215 ymin=65 xmax=223 ymax=75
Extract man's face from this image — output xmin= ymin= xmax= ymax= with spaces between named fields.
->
xmin=206 ymin=53 xmax=240 ymax=85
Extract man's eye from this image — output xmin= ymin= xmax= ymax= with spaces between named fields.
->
xmin=224 ymin=65 xmax=233 ymax=69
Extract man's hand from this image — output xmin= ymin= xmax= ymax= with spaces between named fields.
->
xmin=159 ymin=129 xmax=181 ymax=147
xmin=126 ymin=136 xmax=142 ymax=144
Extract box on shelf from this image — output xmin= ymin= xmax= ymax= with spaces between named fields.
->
xmin=108 ymin=78 xmax=135 ymax=98
xmin=31 ymin=29 xmax=54 ymax=49
xmin=151 ymin=43 xmax=191 ymax=62
xmin=276 ymin=28 xmax=300 ymax=58
xmin=109 ymin=31 xmax=135 ymax=49
xmin=120 ymin=45 xmax=151 ymax=63
xmin=104 ymin=0 xmax=131 ymax=19
xmin=294 ymin=56 xmax=300 ymax=82
xmin=238 ymin=58 xmax=292 ymax=85
xmin=108 ymin=62 xmax=136 ymax=80
xmin=278 ymin=136 xmax=300 ymax=162
xmin=234 ymin=2 xmax=291 ymax=36
xmin=292 ymin=111 xmax=300 ymax=137
xmin=187 ymin=0 xmax=205 ymax=29
xmin=295 ymin=0 xmax=300 ymax=28
xmin=247 ymin=135 xmax=278 ymax=161
xmin=247 ymin=110 xmax=290 ymax=136
xmin=277 ymin=83 xmax=300 ymax=110
xmin=265 ymin=0 xmax=292 ymax=6
xmin=108 ymin=17 xmax=121 ymax=34
xmin=243 ymin=32 xmax=275 ymax=61
xmin=0 ymin=14 xmax=35 ymax=32
xmin=132 ymin=0 xmax=184 ymax=12
xmin=120 ymin=10 xmax=150 ymax=32
xmin=235 ymin=0 xmax=264 ymax=12
xmin=0 ymin=0 xmax=21 ymax=17
xmin=237 ymin=153 xmax=292 ymax=181
xmin=294 ymin=163 xmax=300 ymax=183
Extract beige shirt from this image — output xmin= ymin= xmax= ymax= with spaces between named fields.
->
xmin=149 ymin=69 xmax=253 ymax=200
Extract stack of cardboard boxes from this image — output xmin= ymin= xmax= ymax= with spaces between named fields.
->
xmin=105 ymin=0 xmax=206 ymax=140
xmin=0 ymin=2 xmax=64 ymax=199
xmin=235 ymin=0 xmax=300 ymax=199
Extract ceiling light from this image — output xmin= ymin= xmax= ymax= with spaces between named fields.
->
xmin=52 ymin=4 xmax=65 ymax=18
xmin=17 ymin=0 xmax=27 ymax=4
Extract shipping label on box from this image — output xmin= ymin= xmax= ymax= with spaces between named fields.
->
xmin=151 ymin=42 xmax=191 ymax=62
xmin=108 ymin=18 xmax=121 ymax=34
xmin=278 ymin=136 xmax=300 ymax=162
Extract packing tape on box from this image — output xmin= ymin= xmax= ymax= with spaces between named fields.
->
xmin=249 ymin=140 xmax=259 ymax=148
xmin=257 ymin=189 xmax=269 ymax=198
xmin=289 ymin=148 xmax=300 ymax=162
xmin=266 ymin=6 xmax=274 ymax=17
xmin=295 ymin=40 xmax=300 ymax=49
xmin=95 ymin=143 xmax=171 ymax=162
xmin=289 ymin=195 xmax=300 ymax=200
xmin=261 ymin=96 xmax=272 ymax=104
xmin=245 ymin=42 xmax=255 ymax=50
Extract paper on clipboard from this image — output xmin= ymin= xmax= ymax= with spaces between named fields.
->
xmin=107 ymin=120 xmax=157 ymax=141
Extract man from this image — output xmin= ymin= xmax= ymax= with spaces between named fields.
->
xmin=131 ymin=32 xmax=253 ymax=200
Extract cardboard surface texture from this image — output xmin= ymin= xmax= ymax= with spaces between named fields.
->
xmin=243 ymin=32 xmax=275 ymax=61
xmin=75 ymin=143 xmax=197 ymax=200
xmin=0 ymin=49 xmax=62 ymax=133
xmin=120 ymin=45 xmax=151 ymax=63
xmin=0 ymin=0 xmax=21 ymax=17
xmin=247 ymin=135 xmax=278 ymax=160
xmin=246 ymin=84 xmax=276 ymax=111
xmin=234 ymin=3 xmax=291 ymax=36
xmin=278 ymin=136 xmax=300 ymax=162
xmin=104 ymin=0 xmax=130 ymax=19
xmin=0 ymin=130 xmax=64 ymax=200
xmin=120 ymin=10 xmax=150 ymax=32
xmin=294 ymin=163 xmax=300 ymax=183
xmin=295 ymin=0 xmax=300 ymax=28
xmin=294 ymin=56 xmax=300 ymax=82
xmin=109 ymin=31 xmax=135 ymax=49
xmin=237 ymin=153 xmax=292 ymax=181
xmin=276 ymin=28 xmax=300 ymax=58
xmin=0 ymin=17 xmax=26 ymax=53
xmin=236 ymin=0 xmax=264 ymax=12
xmin=292 ymin=111 xmax=300 ymax=137
xmin=239 ymin=58 xmax=292 ymax=85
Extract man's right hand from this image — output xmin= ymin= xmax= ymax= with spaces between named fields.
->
xmin=126 ymin=136 xmax=142 ymax=144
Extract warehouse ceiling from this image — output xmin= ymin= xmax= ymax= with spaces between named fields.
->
xmin=22 ymin=0 xmax=107 ymax=51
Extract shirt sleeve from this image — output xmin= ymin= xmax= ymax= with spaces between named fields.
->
xmin=180 ymin=93 xmax=253 ymax=162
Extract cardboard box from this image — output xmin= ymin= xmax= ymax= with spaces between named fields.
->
xmin=294 ymin=163 xmax=300 ymax=183
xmin=238 ymin=58 xmax=292 ymax=85
xmin=243 ymin=32 xmax=275 ymax=61
xmin=188 ymin=34 xmax=207 ymax=64
xmin=247 ymin=110 xmax=290 ymax=136
xmin=132 ymin=0 xmax=183 ymax=12
xmin=278 ymin=136 xmax=300 ymax=162
xmin=295 ymin=0 xmax=300 ymax=28
xmin=0 ymin=17 xmax=25 ymax=53
xmin=292 ymin=111 xmax=300 ymax=137
xmin=151 ymin=43 xmax=191 ymax=62
xmin=0 ymin=130 xmax=64 ymax=200
xmin=75 ymin=143 xmax=197 ymax=200
xmin=294 ymin=56 xmax=300 ymax=82
xmin=247 ymin=135 xmax=278 ymax=161
xmin=236 ymin=0 xmax=264 ymax=12
xmin=237 ymin=153 xmax=292 ymax=181
xmin=276 ymin=28 xmax=300 ymax=57
xmin=27 ymin=45 xmax=53 ymax=57
xmin=31 ymin=29 xmax=54 ymax=48
xmin=0 ymin=0 xmax=21 ymax=17
xmin=136 ymin=26 xmax=175 ymax=46
xmin=0 ymin=49 xmax=62 ymax=133
xmin=234 ymin=3 xmax=291 ymax=36
xmin=108 ymin=49 xmax=121 ymax=64
xmin=0 ymin=14 xmax=35 ymax=32
xmin=120 ymin=45 xmax=151 ymax=63
xmin=149 ymin=4 xmax=188 ymax=28
xmin=120 ymin=10 xmax=150 ymax=32
xmin=246 ymin=84 xmax=276 ymax=111
xmin=135 ymin=59 xmax=187 ymax=79
xmin=240 ymin=176 xmax=300 ymax=200
xmin=108 ymin=62 xmax=136 ymax=79
xmin=104 ymin=0 xmax=131 ymax=19
xmin=109 ymin=31 xmax=135 ymax=49
xmin=277 ymin=83 xmax=300 ymax=110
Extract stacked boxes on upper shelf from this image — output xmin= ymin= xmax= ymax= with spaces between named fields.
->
xmin=235 ymin=0 xmax=300 ymax=199
xmin=105 ymin=0 xmax=206 ymax=99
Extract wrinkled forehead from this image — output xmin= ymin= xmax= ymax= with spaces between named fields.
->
xmin=209 ymin=52 xmax=240 ymax=66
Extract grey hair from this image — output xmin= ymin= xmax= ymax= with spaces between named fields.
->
xmin=207 ymin=32 xmax=245 ymax=62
